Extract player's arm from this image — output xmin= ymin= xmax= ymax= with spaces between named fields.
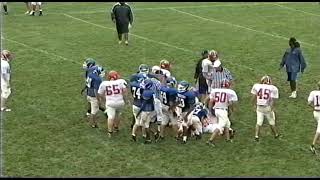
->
xmin=110 ymin=4 xmax=116 ymax=23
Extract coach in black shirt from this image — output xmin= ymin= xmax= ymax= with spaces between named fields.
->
xmin=194 ymin=50 xmax=209 ymax=102
xmin=111 ymin=2 xmax=133 ymax=45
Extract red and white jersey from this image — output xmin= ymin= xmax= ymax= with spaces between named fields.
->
xmin=308 ymin=90 xmax=320 ymax=111
xmin=209 ymin=88 xmax=238 ymax=109
xmin=251 ymin=84 xmax=279 ymax=106
xmin=98 ymin=79 xmax=127 ymax=105
xmin=1 ymin=58 xmax=10 ymax=86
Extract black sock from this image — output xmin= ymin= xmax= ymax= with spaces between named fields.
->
xmin=118 ymin=34 xmax=122 ymax=41
xmin=99 ymin=107 xmax=105 ymax=112
xmin=87 ymin=109 xmax=91 ymax=114
xmin=290 ymin=81 xmax=296 ymax=91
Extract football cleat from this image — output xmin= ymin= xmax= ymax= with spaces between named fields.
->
xmin=310 ymin=145 xmax=317 ymax=154
xmin=131 ymin=135 xmax=137 ymax=142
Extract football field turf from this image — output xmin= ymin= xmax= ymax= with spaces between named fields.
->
xmin=2 ymin=2 xmax=320 ymax=177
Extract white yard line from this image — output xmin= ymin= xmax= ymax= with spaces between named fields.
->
xmin=9 ymin=2 xmax=290 ymax=17
xmin=63 ymin=13 xmax=255 ymax=71
xmin=4 ymin=38 xmax=82 ymax=66
xmin=169 ymin=8 xmax=318 ymax=48
xmin=272 ymin=3 xmax=320 ymax=17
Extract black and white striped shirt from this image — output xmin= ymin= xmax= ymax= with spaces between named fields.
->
xmin=210 ymin=67 xmax=233 ymax=89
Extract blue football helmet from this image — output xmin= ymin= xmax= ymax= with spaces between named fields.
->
xmin=82 ymin=58 xmax=96 ymax=70
xmin=194 ymin=102 xmax=204 ymax=111
xmin=166 ymin=76 xmax=177 ymax=87
xmin=138 ymin=64 xmax=150 ymax=74
xmin=177 ymin=80 xmax=189 ymax=93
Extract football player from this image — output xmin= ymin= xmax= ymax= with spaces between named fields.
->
xmin=1 ymin=50 xmax=14 ymax=112
xmin=134 ymin=79 xmax=156 ymax=144
xmin=130 ymin=73 xmax=147 ymax=138
xmin=29 ymin=2 xmax=43 ymax=16
xmin=207 ymin=79 xmax=238 ymax=147
xmin=185 ymin=102 xmax=207 ymax=140
xmin=98 ymin=71 xmax=127 ymax=138
xmin=251 ymin=75 xmax=280 ymax=142
xmin=158 ymin=77 xmax=178 ymax=141
xmin=81 ymin=58 xmax=107 ymax=116
xmin=308 ymin=81 xmax=320 ymax=154
xmin=176 ymin=80 xmax=197 ymax=143
xmin=85 ymin=66 xmax=105 ymax=128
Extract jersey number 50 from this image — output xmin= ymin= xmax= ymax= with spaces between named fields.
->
xmin=106 ymin=85 xmax=121 ymax=95
xmin=214 ymin=92 xmax=227 ymax=103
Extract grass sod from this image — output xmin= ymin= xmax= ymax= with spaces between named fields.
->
xmin=2 ymin=2 xmax=320 ymax=177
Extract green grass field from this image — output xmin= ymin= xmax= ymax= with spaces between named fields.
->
xmin=2 ymin=2 xmax=320 ymax=177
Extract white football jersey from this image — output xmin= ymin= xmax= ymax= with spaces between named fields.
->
xmin=308 ymin=90 xmax=320 ymax=111
xmin=251 ymin=84 xmax=279 ymax=106
xmin=209 ymin=88 xmax=238 ymax=109
xmin=201 ymin=58 xmax=213 ymax=74
xmin=160 ymin=68 xmax=171 ymax=77
xmin=98 ymin=79 xmax=127 ymax=106
xmin=1 ymin=58 xmax=10 ymax=86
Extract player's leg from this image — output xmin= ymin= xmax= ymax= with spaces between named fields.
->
xmin=0 ymin=85 xmax=11 ymax=111
xmin=86 ymin=102 xmax=91 ymax=116
xmin=115 ymin=23 xmax=123 ymax=44
xmin=2 ymin=2 xmax=8 ymax=15
xmin=113 ymin=108 xmax=122 ymax=132
xmin=25 ymin=2 xmax=31 ymax=14
xmin=124 ymin=33 xmax=129 ymax=45
xmin=105 ymin=106 xmax=116 ymax=137
xmin=255 ymin=107 xmax=264 ymax=141
xmin=159 ymin=112 xmax=169 ymax=140
xmin=310 ymin=111 xmax=320 ymax=153
xmin=142 ymin=112 xmax=152 ymax=143
xmin=29 ymin=2 xmax=36 ymax=15
xmin=267 ymin=111 xmax=280 ymax=138
xmin=37 ymin=2 xmax=43 ymax=16
xmin=288 ymin=72 xmax=297 ymax=98
xmin=88 ymin=97 xmax=99 ymax=128
xmin=131 ymin=107 xmax=142 ymax=141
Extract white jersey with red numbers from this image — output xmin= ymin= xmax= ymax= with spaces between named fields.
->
xmin=98 ymin=79 xmax=127 ymax=107
xmin=209 ymin=88 xmax=238 ymax=109
xmin=251 ymin=84 xmax=279 ymax=106
xmin=308 ymin=90 xmax=320 ymax=111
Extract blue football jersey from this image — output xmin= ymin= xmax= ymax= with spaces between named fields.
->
xmin=160 ymin=85 xmax=178 ymax=106
xmin=85 ymin=66 xmax=97 ymax=80
xmin=177 ymin=91 xmax=196 ymax=112
xmin=141 ymin=89 xmax=155 ymax=112
xmin=130 ymin=81 xmax=144 ymax=107
xmin=193 ymin=108 xmax=208 ymax=120
xmin=86 ymin=72 xmax=102 ymax=97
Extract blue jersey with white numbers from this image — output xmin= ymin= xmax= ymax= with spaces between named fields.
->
xmin=193 ymin=108 xmax=208 ymax=120
xmin=177 ymin=91 xmax=196 ymax=112
xmin=130 ymin=81 xmax=144 ymax=107
xmin=160 ymin=86 xmax=177 ymax=106
xmin=141 ymin=90 xmax=155 ymax=112
xmin=85 ymin=66 xmax=97 ymax=80
xmin=86 ymin=72 xmax=102 ymax=97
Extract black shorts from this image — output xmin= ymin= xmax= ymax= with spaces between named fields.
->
xmin=116 ymin=22 xmax=129 ymax=34
xmin=287 ymin=72 xmax=298 ymax=81
xmin=198 ymin=76 xmax=208 ymax=95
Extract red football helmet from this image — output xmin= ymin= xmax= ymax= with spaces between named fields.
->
xmin=221 ymin=79 xmax=231 ymax=88
xmin=160 ymin=59 xmax=171 ymax=70
xmin=261 ymin=75 xmax=272 ymax=85
xmin=208 ymin=50 xmax=218 ymax=61
xmin=108 ymin=70 xmax=120 ymax=80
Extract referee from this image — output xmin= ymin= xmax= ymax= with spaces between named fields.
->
xmin=210 ymin=60 xmax=234 ymax=89
xmin=111 ymin=2 xmax=133 ymax=45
